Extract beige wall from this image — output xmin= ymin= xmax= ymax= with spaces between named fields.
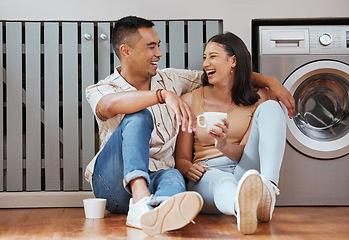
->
xmin=0 ymin=0 xmax=348 ymax=50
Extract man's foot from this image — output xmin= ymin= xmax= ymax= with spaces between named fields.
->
xmin=140 ymin=191 xmax=203 ymax=236
xmin=234 ymin=169 xmax=263 ymax=235
xmin=257 ymin=175 xmax=280 ymax=222
xmin=126 ymin=195 xmax=153 ymax=229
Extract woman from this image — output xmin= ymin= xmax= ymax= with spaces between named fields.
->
xmin=175 ymin=32 xmax=286 ymax=235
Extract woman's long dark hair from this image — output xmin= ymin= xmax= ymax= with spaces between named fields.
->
xmin=202 ymin=32 xmax=260 ymax=106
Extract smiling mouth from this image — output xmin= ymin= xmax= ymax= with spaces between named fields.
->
xmin=206 ymin=70 xmax=216 ymax=77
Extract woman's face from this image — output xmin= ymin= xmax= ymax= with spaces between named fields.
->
xmin=203 ymin=42 xmax=236 ymax=86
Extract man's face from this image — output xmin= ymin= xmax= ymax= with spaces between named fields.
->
xmin=128 ymin=27 xmax=163 ymax=79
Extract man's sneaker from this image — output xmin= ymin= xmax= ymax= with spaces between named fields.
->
xmin=257 ymin=175 xmax=280 ymax=223
xmin=140 ymin=191 xmax=203 ymax=236
xmin=234 ymin=169 xmax=263 ymax=235
xmin=126 ymin=195 xmax=153 ymax=229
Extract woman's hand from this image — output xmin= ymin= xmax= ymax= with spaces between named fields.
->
xmin=208 ymin=118 xmax=229 ymax=152
xmin=187 ymin=163 xmax=209 ymax=182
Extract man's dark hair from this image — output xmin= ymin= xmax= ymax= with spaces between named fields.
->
xmin=111 ymin=16 xmax=154 ymax=58
xmin=202 ymin=32 xmax=260 ymax=106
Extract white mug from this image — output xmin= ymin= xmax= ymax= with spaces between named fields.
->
xmin=197 ymin=112 xmax=227 ymax=132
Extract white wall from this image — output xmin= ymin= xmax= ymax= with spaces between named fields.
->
xmin=1 ymin=0 xmax=348 ymax=50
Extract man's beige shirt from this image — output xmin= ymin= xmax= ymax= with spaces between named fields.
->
xmin=85 ymin=67 xmax=202 ymax=184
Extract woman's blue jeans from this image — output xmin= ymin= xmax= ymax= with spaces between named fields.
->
xmin=92 ymin=109 xmax=186 ymax=213
xmin=187 ymin=100 xmax=286 ymax=215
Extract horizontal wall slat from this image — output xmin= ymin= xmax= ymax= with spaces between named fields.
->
xmin=6 ymin=22 xmax=23 ymax=191
xmin=62 ymin=22 xmax=79 ymax=191
xmin=25 ymin=22 xmax=41 ymax=191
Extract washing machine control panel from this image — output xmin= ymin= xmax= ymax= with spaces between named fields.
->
xmin=309 ymin=26 xmax=349 ymax=54
xmin=260 ymin=26 xmax=349 ymax=55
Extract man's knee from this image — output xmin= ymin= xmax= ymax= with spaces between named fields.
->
xmin=123 ymin=109 xmax=154 ymax=130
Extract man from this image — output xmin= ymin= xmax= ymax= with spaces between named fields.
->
xmin=85 ymin=16 xmax=294 ymax=236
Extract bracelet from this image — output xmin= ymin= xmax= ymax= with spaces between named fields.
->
xmin=156 ymin=89 xmax=165 ymax=104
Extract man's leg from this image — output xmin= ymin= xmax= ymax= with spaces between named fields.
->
xmin=92 ymin=109 xmax=153 ymax=213
xmin=140 ymin=168 xmax=203 ymax=236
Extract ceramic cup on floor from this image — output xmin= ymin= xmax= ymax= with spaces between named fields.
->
xmin=83 ymin=198 xmax=107 ymax=219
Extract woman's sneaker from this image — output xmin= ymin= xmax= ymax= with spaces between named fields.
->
xmin=234 ymin=169 xmax=263 ymax=235
xmin=257 ymin=175 xmax=280 ymax=223
xmin=140 ymin=191 xmax=203 ymax=236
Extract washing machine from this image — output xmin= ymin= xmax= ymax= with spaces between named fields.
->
xmin=253 ymin=19 xmax=349 ymax=205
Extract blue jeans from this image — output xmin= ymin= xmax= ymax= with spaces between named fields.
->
xmin=187 ymin=100 xmax=286 ymax=214
xmin=92 ymin=109 xmax=186 ymax=213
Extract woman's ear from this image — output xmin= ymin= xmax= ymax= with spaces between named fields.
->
xmin=231 ymin=55 xmax=237 ymax=68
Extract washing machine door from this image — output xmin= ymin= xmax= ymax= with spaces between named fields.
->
xmin=284 ymin=60 xmax=349 ymax=159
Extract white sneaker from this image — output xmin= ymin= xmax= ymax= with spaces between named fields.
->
xmin=140 ymin=191 xmax=203 ymax=236
xmin=257 ymin=175 xmax=280 ymax=223
xmin=234 ymin=169 xmax=263 ymax=235
xmin=126 ymin=195 xmax=153 ymax=229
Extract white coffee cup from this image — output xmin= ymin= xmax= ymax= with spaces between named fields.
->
xmin=83 ymin=198 xmax=107 ymax=219
xmin=197 ymin=112 xmax=227 ymax=132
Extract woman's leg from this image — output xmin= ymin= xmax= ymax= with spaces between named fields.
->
xmin=92 ymin=109 xmax=154 ymax=213
xmin=187 ymin=157 xmax=238 ymax=215
xmin=233 ymin=100 xmax=286 ymax=184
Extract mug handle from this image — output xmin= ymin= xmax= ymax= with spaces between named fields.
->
xmin=197 ymin=115 xmax=206 ymax=127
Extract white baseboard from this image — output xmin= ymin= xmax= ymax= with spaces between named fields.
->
xmin=0 ymin=191 xmax=95 ymax=208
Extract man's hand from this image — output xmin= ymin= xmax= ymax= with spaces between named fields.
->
xmin=268 ymin=77 xmax=295 ymax=119
xmin=162 ymin=90 xmax=196 ymax=133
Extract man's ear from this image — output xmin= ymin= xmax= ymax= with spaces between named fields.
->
xmin=119 ymin=44 xmax=131 ymax=57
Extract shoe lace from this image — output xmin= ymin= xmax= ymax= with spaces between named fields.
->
xmin=272 ymin=184 xmax=280 ymax=196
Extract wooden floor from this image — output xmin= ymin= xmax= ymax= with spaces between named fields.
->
xmin=1 ymin=207 xmax=348 ymax=239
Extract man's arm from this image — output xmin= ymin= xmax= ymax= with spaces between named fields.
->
xmin=96 ymin=90 xmax=196 ymax=133
xmin=252 ymin=72 xmax=295 ymax=118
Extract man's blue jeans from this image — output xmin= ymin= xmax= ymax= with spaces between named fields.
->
xmin=92 ymin=109 xmax=186 ymax=213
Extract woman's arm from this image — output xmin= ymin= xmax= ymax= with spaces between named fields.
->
xmin=175 ymin=92 xmax=208 ymax=182
xmin=212 ymin=87 xmax=271 ymax=161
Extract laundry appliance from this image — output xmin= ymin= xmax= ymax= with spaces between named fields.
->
xmin=253 ymin=19 xmax=349 ymax=205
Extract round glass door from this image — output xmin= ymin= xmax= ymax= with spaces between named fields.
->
xmin=284 ymin=60 xmax=349 ymax=159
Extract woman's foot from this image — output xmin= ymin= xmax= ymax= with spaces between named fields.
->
xmin=257 ymin=175 xmax=280 ymax=222
xmin=234 ymin=169 xmax=263 ymax=234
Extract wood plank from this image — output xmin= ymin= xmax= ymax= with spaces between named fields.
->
xmin=44 ymin=22 xmax=60 ymax=190
xmin=62 ymin=22 xmax=79 ymax=191
xmin=1 ymin=207 xmax=349 ymax=239
xmin=15 ymin=208 xmax=63 ymax=239
xmin=6 ymin=22 xmax=23 ymax=191
xmin=0 ymin=209 xmax=32 ymax=238
xmin=81 ymin=22 xmax=95 ymax=191
xmin=25 ymin=22 xmax=41 ymax=191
